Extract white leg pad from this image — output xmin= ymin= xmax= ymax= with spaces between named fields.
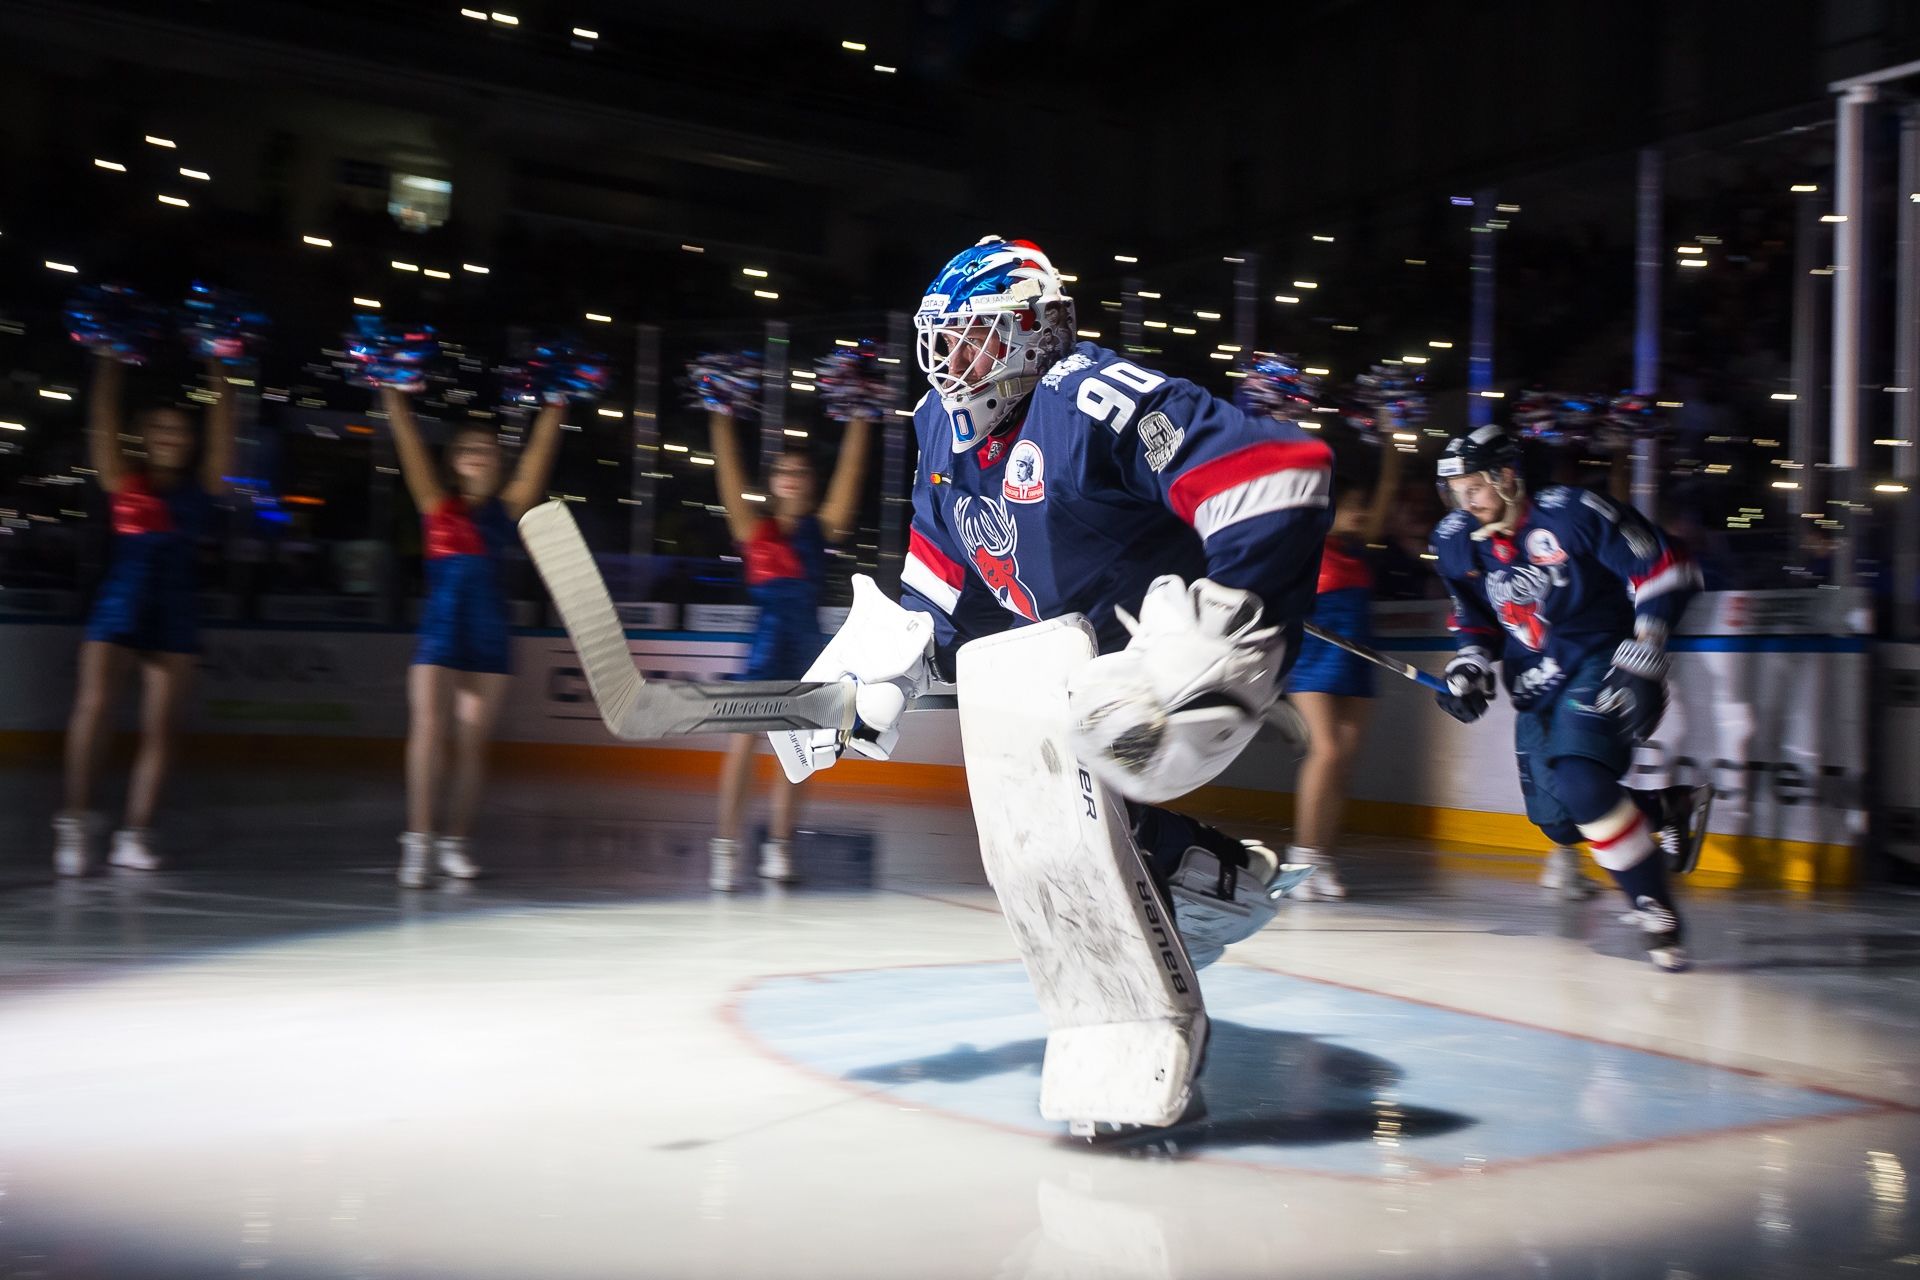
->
xmin=957 ymin=618 xmax=1207 ymax=1130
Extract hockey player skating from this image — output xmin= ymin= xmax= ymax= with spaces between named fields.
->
xmin=767 ymin=236 xmax=1334 ymax=1130
xmin=1428 ymin=425 xmax=1710 ymax=971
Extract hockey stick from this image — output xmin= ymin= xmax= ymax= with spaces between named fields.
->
xmin=1302 ymin=622 xmax=1448 ymax=693
xmin=519 ymin=501 xmax=859 ymax=739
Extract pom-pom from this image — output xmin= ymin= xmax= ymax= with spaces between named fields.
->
xmin=1347 ymin=363 xmax=1428 ymax=444
xmin=65 ymin=283 xmax=171 ymax=366
xmin=345 ymin=314 xmax=439 ymax=392
xmin=181 ymin=281 xmax=270 ymax=365
xmin=813 ymin=340 xmax=893 ymax=422
xmin=1233 ymin=352 xmax=1322 ymax=417
xmin=682 ymin=351 xmax=762 ymax=417
xmin=501 ymin=337 xmax=610 ymax=408
xmin=1601 ymin=392 xmax=1664 ymax=448
xmin=1513 ymin=390 xmax=1599 ymax=447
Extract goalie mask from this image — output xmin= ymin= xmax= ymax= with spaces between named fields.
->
xmin=915 ymin=236 xmax=1077 ymax=454
xmin=1437 ymin=424 xmax=1524 ymax=537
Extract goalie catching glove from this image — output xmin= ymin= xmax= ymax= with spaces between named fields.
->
xmin=1066 ymin=576 xmax=1286 ymax=804
xmin=770 ymin=574 xmax=935 ymax=782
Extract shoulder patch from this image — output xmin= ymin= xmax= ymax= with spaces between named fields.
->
xmin=1138 ymin=410 xmax=1185 ymax=472
xmin=1536 ymin=486 xmax=1573 ymax=510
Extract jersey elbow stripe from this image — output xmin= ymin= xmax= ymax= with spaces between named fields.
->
xmin=1630 ymin=554 xmax=1701 ymax=603
xmin=904 ymin=530 xmax=963 ymax=614
xmin=1168 ymin=440 xmax=1332 ymax=526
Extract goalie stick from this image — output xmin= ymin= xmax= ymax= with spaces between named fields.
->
xmin=519 ymin=500 xmax=861 ymax=739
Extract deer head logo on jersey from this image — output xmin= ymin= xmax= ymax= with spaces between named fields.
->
xmin=955 ymin=494 xmax=1040 ymax=620
xmin=1486 ymin=563 xmax=1565 ymax=652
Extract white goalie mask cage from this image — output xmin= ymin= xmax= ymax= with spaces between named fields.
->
xmin=914 ymin=237 xmax=1078 ymax=453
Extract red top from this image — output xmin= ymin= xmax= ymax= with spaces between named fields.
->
xmin=743 ymin=518 xmax=807 ymax=585
xmin=424 ymin=496 xmax=488 ymax=558
xmin=1316 ymin=535 xmax=1373 ymax=594
xmin=110 ymin=475 xmax=174 ymax=536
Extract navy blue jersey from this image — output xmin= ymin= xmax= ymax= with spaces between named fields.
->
xmin=1430 ymin=486 xmax=1701 ymax=689
xmin=899 ymin=343 xmax=1333 ymax=662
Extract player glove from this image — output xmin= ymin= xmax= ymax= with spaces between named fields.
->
xmin=1066 ymin=575 xmax=1285 ymax=804
xmin=1594 ymin=636 xmax=1669 ymax=742
xmin=1435 ymin=645 xmax=1496 ymax=724
xmin=769 ymin=575 xmax=935 ymax=781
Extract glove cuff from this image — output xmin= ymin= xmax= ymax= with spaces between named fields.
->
xmin=1612 ymin=639 xmax=1668 ymax=681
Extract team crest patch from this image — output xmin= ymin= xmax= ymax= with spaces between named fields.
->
xmin=1525 ymin=528 xmax=1568 ymax=565
xmin=1003 ymin=439 xmax=1046 ymax=503
xmin=1138 ymin=411 xmax=1185 ymax=472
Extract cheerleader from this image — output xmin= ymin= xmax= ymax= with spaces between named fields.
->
xmin=54 ymin=354 xmax=233 ymax=874
xmin=382 ymin=386 xmax=564 ymax=887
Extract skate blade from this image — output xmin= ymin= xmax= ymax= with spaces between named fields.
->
xmin=1670 ymin=784 xmax=1714 ymax=876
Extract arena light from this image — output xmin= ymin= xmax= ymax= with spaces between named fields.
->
xmin=1403 ymin=355 xmax=1429 ymax=364
xmin=44 ymin=260 xmax=78 ymax=273
xmin=835 ymin=338 xmax=859 ymax=347
xmin=1677 ymin=245 xmax=1704 ymax=254
xmin=1223 ymin=256 xmax=1245 ymax=264
xmin=841 ymin=39 xmax=867 ymax=51
xmin=596 ymin=408 xmax=622 ymax=418
xmin=1195 ymin=310 xmax=1221 ymax=320
xmin=1058 ymin=273 xmax=1078 ymax=282
xmin=791 ymin=369 xmax=817 ymax=379
xmin=753 ymin=289 xmax=779 ymax=300
xmin=584 ymin=312 xmax=613 ymax=323
xmin=179 ymin=167 xmax=209 ymax=181
xmin=1479 ymin=390 xmax=1505 ymax=399
xmin=1304 ymin=366 xmax=1330 ymax=376
xmin=690 ymin=455 xmax=715 ymax=466
xmin=1679 ymin=258 xmax=1707 ymax=268
xmin=1771 ymin=392 xmax=1798 ymax=401
xmin=742 ymin=492 xmax=766 ymax=502
xmin=1137 ymin=290 xmax=1161 ymax=299
xmin=1143 ymin=320 xmax=1168 ymax=329
xmin=680 ymin=244 xmax=704 ymax=253
xmin=1495 ymin=203 xmax=1521 ymax=213
xmin=157 ymin=194 xmax=189 ymax=207
xmin=741 ymin=267 xmax=769 ymax=278
xmin=1114 ymin=254 xmax=1138 ymax=264
xmin=873 ymin=64 xmax=897 ymax=74
xmin=423 ymin=268 xmax=451 ymax=280
xmin=1217 ymin=343 xmax=1242 ymax=352
xmin=1333 ymin=324 xmax=1358 ymax=332
xmin=790 ymin=382 xmax=814 ymax=392
xmin=662 ymin=442 xmax=689 ymax=452
xmin=1821 ymin=214 xmax=1848 ymax=223
xmin=1312 ymin=234 xmax=1334 ymax=242
xmin=39 ymin=389 xmax=72 ymax=400
xmin=144 ymin=135 xmax=175 ymax=148
xmin=1429 ymin=340 xmax=1452 ymax=348
xmin=1292 ymin=280 xmax=1319 ymax=289
xmin=462 ymin=262 xmax=488 ymax=274
xmin=784 ymin=428 xmax=809 ymax=438
xmin=572 ymin=27 xmax=598 ymax=39
xmin=0 ymin=420 xmax=23 ymax=431
xmin=1771 ymin=480 xmax=1800 ymax=490
xmin=352 ymin=297 xmax=381 ymax=308
xmin=1406 ymin=258 xmax=1427 ymax=265
xmin=1274 ymin=294 xmax=1299 ymax=304
xmin=1172 ymin=326 xmax=1197 ymax=335
xmin=93 ymin=159 xmax=126 ymax=172
xmin=491 ymin=11 xmax=518 ymax=24
xmin=1208 ymin=351 xmax=1231 ymax=360
xmin=1790 ymin=183 xmax=1818 ymax=193
xmin=1077 ymin=329 xmax=1101 ymax=338
xmin=1876 ymin=482 xmax=1911 ymax=493
xmin=302 ymin=235 xmax=333 ymax=248
xmin=1657 ymin=400 xmax=1684 ymax=408
xmin=392 ymin=260 xmax=419 ymax=272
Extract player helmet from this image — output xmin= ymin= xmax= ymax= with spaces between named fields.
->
xmin=914 ymin=236 xmax=1077 ymax=454
xmin=1436 ymin=424 xmax=1524 ymax=520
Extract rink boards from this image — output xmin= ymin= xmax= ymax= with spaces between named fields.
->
xmin=0 ymin=589 xmax=1871 ymax=887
